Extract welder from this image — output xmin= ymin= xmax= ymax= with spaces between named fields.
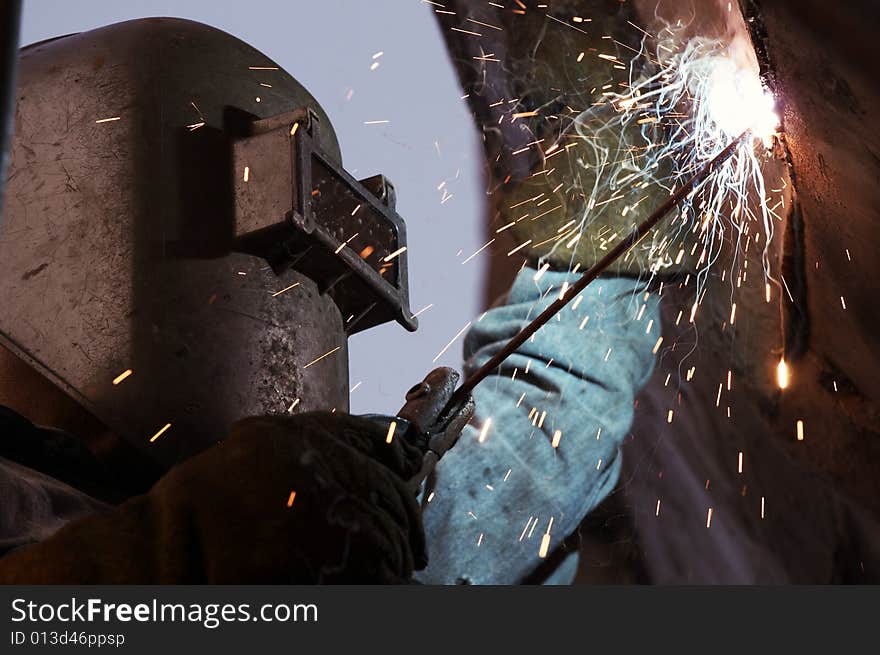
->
xmin=0 ymin=17 xmax=457 ymax=583
xmin=0 ymin=7 xmax=668 ymax=584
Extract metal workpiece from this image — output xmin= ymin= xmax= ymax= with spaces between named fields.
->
xmin=0 ymin=18 xmax=415 ymax=467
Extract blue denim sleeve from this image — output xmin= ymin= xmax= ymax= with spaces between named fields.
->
xmin=416 ymin=268 xmax=660 ymax=584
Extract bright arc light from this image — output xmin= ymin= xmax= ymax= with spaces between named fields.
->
xmin=705 ymin=57 xmax=780 ymax=146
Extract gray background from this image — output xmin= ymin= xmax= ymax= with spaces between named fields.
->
xmin=18 ymin=0 xmax=486 ymax=415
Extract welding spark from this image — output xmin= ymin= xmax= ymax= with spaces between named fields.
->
xmin=303 ymin=346 xmax=342 ymax=369
xmin=477 ymin=418 xmax=492 ymax=443
xmin=776 ymin=358 xmax=790 ymax=389
xmin=271 ymin=281 xmax=301 ymax=297
xmin=386 ymin=420 xmax=398 ymax=444
xmin=149 ymin=423 xmax=172 ymax=443
xmin=112 ymin=369 xmax=133 ymax=385
xmin=383 ymin=246 xmax=407 ymax=262
xmin=433 ymin=321 xmax=472 ymax=363
xmin=538 ymin=517 xmax=554 ymax=558
xmin=411 ymin=303 xmax=434 ymax=319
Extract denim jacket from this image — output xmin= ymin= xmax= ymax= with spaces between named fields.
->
xmin=417 ymin=268 xmax=659 ymax=584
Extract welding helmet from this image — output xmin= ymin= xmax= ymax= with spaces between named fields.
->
xmin=0 ymin=18 xmax=415 ymax=467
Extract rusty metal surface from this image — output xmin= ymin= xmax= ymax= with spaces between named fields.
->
xmin=743 ymin=0 xmax=880 ymax=512
xmin=0 ymin=19 xmax=377 ymax=467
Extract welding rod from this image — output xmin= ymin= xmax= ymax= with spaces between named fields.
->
xmin=444 ymin=129 xmax=751 ymax=414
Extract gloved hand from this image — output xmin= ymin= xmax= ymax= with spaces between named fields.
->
xmin=0 ymin=412 xmax=426 ymax=583
xmin=395 ymin=367 xmax=475 ymax=493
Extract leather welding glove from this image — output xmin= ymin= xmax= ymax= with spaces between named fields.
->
xmin=0 ymin=412 xmax=427 ymax=583
xmin=435 ymin=0 xmax=685 ymax=275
